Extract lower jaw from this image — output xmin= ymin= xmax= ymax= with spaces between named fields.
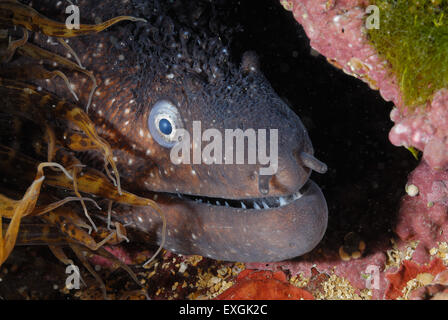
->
xmin=120 ymin=180 xmax=328 ymax=262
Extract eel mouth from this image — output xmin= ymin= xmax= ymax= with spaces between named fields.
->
xmin=119 ymin=180 xmax=328 ymax=262
xmin=167 ymin=180 xmax=312 ymax=211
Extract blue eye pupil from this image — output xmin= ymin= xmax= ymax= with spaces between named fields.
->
xmin=158 ymin=118 xmax=173 ymax=135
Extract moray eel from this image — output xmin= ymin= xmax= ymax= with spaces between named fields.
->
xmin=31 ymin=0 xmax=328 ymax=262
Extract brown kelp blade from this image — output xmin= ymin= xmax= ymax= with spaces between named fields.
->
xmin=0 ymin=1 xmax=146 ymax=38
xmin=5 ymin=223 xmax=68 ymax=246
xmin=0 ymin=27 xmax=28 ymax=63
xmin=17 ymin=42 xmax=98 ymax=109
xmin=0 ymin=64 xmax=79 ymax=101
xmin=41 ymin=207 xmax=121 ymax=252
xmin=45 ymin=166 xmax=157 ymax=207
xmin=64 ymin=132 xmax=102 ymax=151
xmin=0 ymin=194 xmax=98 ymax=219
xmin=0 ymin=144 xmax=156 ymax=207
xmin=0 ymin=78 xmax=122 ymax=195
xmin=0 ymin=161 xmax=72 ymax=221
xmin=0 ymin=174 xmax=44 ymax=266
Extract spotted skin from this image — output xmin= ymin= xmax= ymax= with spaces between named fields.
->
xmin=25 ymin=0 xmax=328 ymax=262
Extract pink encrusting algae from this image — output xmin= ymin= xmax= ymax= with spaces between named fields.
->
xmin=281 ymin=0 xmax=448 ymax=171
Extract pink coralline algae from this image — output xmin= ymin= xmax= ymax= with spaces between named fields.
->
xmin=396 ymin=161 xmax=448 ymax=263
xmin=390 ymin=91 xmax=448 ymax=170
xmin=280 ymin=0 xmax=448 ymax=170
xmin=281 ymin=0 xmax=402 ymax=104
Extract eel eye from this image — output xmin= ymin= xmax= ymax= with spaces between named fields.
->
xmin=158 ymin=118 xmax=173 ymax=135
xmin=148 ymin=100 xmax=183 ymax=148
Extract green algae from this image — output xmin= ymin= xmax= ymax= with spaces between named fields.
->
xmin=406 ymin=146 xmax=420 ymax=160
xmin=367 ymin=0 xmax=448 ymax=109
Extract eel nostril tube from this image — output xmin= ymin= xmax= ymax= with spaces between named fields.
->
xmin=300 ymin=152 xmax=328 ymax=174
xmin=258 ymin=174 xmax=271 ymax=195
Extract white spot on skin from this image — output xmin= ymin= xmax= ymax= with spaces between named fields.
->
xmin=128 ymin=159 xmax=134 ymax=165
xmin=192 ymin=234 xmax=197 ymax=240
xmin=139 ymin=129 xmax=144 ymax=137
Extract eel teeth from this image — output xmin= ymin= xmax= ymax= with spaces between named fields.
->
xmin=279 ymin=197 xmax=287 ymax=206
xmin=293 ymin=191 xmax=303 ymax=200
xmin=180 ymin=181 xmax=313 ymax=210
